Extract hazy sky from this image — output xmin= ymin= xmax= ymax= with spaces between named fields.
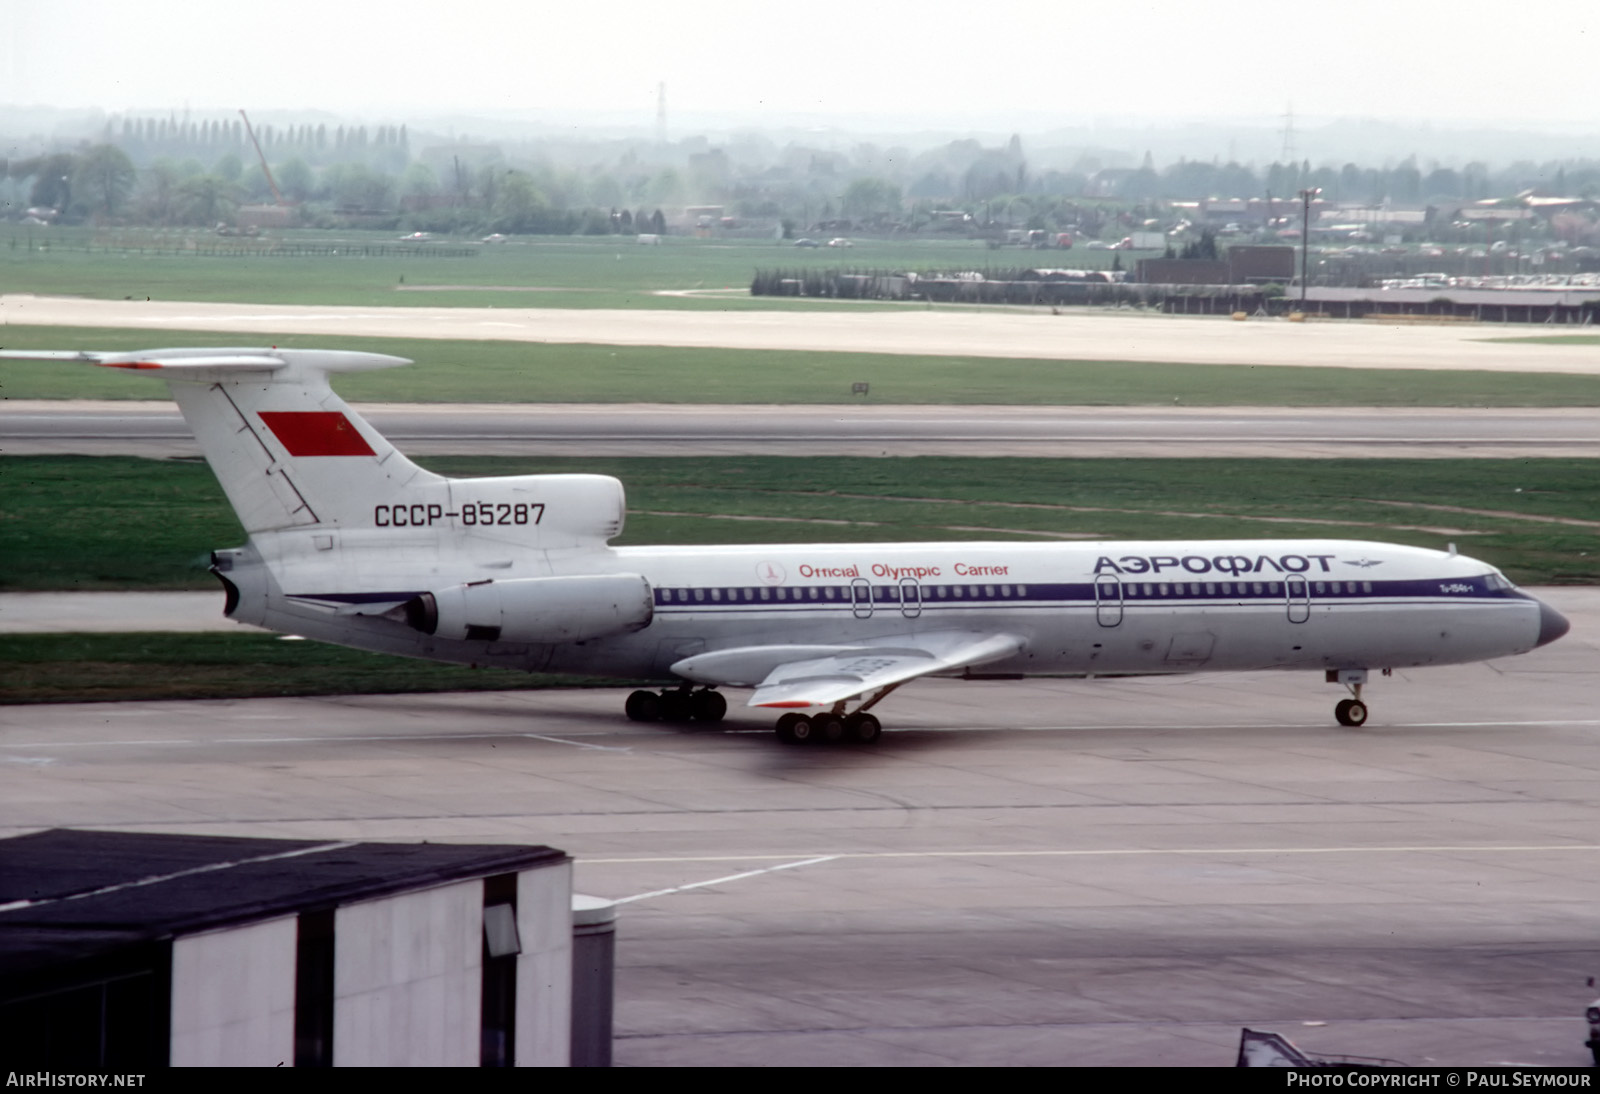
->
xmin=6 ymin=0 xmax=1598 ymax=131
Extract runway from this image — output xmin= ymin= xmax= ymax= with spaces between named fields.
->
xmin=3 ymin=590 xmax=1598 ymax=1066
xmin=7 ymin=400 xmax=1598 ymax=458
xmin=5 ymin=293 xmax=1600 ymax=374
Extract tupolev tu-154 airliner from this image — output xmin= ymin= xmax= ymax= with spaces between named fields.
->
xmin=7 ymin=346 xmax=1569 ymax=743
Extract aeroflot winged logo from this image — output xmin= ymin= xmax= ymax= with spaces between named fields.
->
xmin=259 ymin=411 xmax=376 ymax=457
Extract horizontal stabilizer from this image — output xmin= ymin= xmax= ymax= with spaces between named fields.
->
xmin=0 ymin=347 xmax=409 ymax=376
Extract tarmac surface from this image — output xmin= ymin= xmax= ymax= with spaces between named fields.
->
xmin=6 ymin=400 xmax=1599 ymax=459
xmin=5 ymin=297 xmax=1598 ymax=1066
xmin=5 ymin=293 xmax=1600 ymax=374
xmin=2 ymin=590 xmax=1598 ymax=1066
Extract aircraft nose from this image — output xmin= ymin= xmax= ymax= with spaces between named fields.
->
xmin=1534 ymin=598 xmax=1570 ymax=648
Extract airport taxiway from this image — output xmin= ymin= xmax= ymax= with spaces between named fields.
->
xmin=5 ymin=401 xmax=1597 ymax=458
xmin=3 ymin=589 xmax=1598 ymax=1066
xmin=5 ymin=293 xmax=1600 ymax=375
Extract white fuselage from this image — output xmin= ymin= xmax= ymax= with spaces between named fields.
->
xmin=219 ymin=534 xmax=1548 ymax=685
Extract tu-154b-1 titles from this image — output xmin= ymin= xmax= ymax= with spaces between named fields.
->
xmin=4 ymin=346 xmax=1568 ymax=744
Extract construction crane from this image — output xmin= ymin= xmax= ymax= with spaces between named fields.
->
xmin=238 ymin=109 xmax=286 ymax=205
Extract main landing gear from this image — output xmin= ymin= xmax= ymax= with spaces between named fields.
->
xmin=625 ymin=686 xmax=726 ymax=725
xmin=775 ymin=710 xmax=881 ymax=745
xmin=772 ymin=685 xmax=901 ymax=745
xmin=1327 ymin=668 xmax=1383 ymax=727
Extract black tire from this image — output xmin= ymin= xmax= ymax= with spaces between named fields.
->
xmin=625 ymin=690 xmax=660 ymax=722
xmin=691 ymin=690 xmax=728 ymax=723
xmin=1335 ymin=698 xmax=1369 ymax=727
xmin=659 ymin=691 xmax=693 ymax=723
xmin=814 ymin=715 xmax=846 ymax=743
xmin=845 ymin=713 xmax=882 ymax=743
xmin=776 ymin=713 xmax=811 ymax=744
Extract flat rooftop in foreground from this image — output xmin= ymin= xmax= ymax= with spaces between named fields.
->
xmin=0 ymin=830 xmax=566 ymax=978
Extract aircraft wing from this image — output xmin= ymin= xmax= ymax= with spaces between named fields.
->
xmin=670 ymin=631 xmax=1025 ymax=710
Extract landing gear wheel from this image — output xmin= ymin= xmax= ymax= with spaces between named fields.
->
xmin=1335 ymin=698 xmax=1368 ymax=727
xmin=690 ymin=690 xmax=727 ymax=724
xmin=776 ymin=713 xmax=812 ymax=744
xmin=658 ymin=691 xmax=694 ymax=723
xmin=813 ymin=715 xmax=846 ymax=743
xmin=625 ymin=690 xmax=660 ymax=722
xmin=845 ymin=713 xmax=881 ymax=743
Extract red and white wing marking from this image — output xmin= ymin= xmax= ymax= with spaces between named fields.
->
xmin=0 ymin=349 xmax=287 ymax=372
xmin=672 ymin=631 xmax=1025 ymax=710
xmin=0 ymin=348 xmax=408 ymax=375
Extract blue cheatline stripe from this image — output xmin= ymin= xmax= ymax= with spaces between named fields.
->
xmin=650 ymin=575 xmax=1525 ymax=611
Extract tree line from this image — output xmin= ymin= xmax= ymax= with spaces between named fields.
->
xmin=4 ymin=130 xmax=1596 ymax=238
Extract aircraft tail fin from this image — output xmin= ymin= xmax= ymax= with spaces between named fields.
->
xmin=10 ymin=347 xmax=441 ymax=533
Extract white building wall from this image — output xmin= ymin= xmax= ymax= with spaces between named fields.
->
xmin=169 ymin=916 xmax=297 ymax=1066
xmin=516 ymin=861 xmax=574 ymax=1067
xmin=333 ymin=880 xmax=482 ymax=1066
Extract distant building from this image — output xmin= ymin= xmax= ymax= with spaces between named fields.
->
xmin=1227 ymin=245 xmax=1296 ymax=282
xmin=1135 ymin=258 xmax=1230 ymax=285
xmin=236 ymin=204 xmax=295 ymax=230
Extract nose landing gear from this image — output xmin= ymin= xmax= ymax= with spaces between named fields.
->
xmin=1334 ymin=697 xmax=1368 ymax=727
xmin=1327 ymin=668 xmax=1375 ymax=726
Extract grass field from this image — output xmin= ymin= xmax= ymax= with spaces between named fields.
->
xmin=7 ymin=324 xmax=1600 ymax=406
xmin=6 ymin=454 xmax=1596 ymax=592
xmin=1479 ymin=334 xmax=1600 ymax=346
xmin=0 ymin=632 xmax=631 ymax=704
xmin=1 ymin=226 xmax=1111 ymax=311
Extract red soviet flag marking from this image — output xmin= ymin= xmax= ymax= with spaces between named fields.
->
xmin=258 ymin=411 xmax=376 ymax=457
